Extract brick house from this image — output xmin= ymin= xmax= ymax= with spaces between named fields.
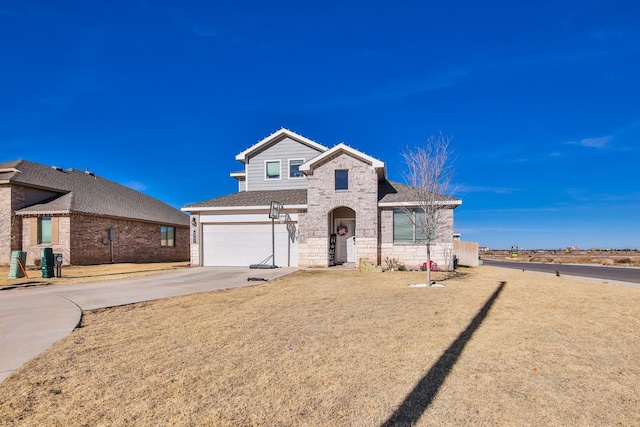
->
xmin=0 ymin=160 xmax=189 ymax=266
xmin=182 ymin=128 xmax=461 ymax=269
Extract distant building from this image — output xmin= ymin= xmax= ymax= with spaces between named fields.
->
xmin=0 ymin=160 xmax=189 ymax=266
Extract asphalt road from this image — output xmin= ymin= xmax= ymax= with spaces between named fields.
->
xmin=482 ymin=259 xmax=640 ymax=285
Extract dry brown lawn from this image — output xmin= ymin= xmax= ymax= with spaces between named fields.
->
xmin=0 ymin=262 xmax=190 ymax=290
xmin=1 ymin=266 xmax=639 ymax=426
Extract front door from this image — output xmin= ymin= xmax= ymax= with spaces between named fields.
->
xmin=334 ymin=219 xmax=355 ymax=264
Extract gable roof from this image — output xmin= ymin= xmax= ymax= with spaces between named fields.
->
xmin=2 ymin=160 xmax=189 ymax=226
xmin=299 ymin=142 xmax=386 ymax=179
xmin=234 ymin=128 xmax=328 ymax=163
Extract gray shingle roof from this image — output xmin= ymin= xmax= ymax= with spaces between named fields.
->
xmin=184 ymin=189 xmax=308 ymax=208
xmin=183 ymin=180 xmax=459 ymax=209
xmin=2 ymin=160 xmax=189 ymax=226
xmin=378 ymin=180 xmax=460 ymax=204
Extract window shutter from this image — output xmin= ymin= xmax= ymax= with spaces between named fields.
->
xmin=51 ymin=217 xmax=59 ymax=244
xmin=29 ymin=217 xmax=38 ymax=245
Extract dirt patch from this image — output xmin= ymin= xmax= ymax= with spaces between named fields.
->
xmin=486 ymin=250 xmax=640 ymax=267
xmin=1 ymin=266 xmax=638 ymax=425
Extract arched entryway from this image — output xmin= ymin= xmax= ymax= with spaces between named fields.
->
xmin=329 ymin=207 xmax=356 ymax=265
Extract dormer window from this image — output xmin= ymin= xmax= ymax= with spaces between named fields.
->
xmin=289 ymin=159 xmax=304 ymax=178
xmin=265 ymin=160 xmax=281 ymax=180
xmin=335 ymin=170 xmax=348 ymax=190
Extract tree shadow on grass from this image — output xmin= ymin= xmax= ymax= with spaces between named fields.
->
xmin=381 ymin=281 xmax=507 ymax=426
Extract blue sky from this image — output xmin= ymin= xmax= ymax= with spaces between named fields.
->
xmin=2 ymin=0 xmax=639 ymax=250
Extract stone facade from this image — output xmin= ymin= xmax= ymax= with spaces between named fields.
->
xmin=0 ymin=184 xmax=28 ymax=265
xmin=0 ymin=185 xmax=13 ymax=265
xmin=301 ymin=152 xmax=379 ymax=267
xmin=379 ymin=207 xmax=455 ymax=269
xmin=20 ymin=213 xmax=189 ymax=265
xmin=184 ymin=129 xmax=461 ymax=270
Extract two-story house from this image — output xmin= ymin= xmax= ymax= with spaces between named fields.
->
xmin=182 ymin=128 xmax=461 ymax=269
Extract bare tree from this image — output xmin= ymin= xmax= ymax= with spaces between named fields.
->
xmin=401 ymin=132 xmax=457 ymax=285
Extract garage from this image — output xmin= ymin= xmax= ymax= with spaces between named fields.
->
xmin=202 ymin=222 xmax=298 ymax=267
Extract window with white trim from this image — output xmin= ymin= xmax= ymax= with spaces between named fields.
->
xmin=289 ymin=159 xmax=304 ymax=178
xmin=393 ymin=209 xmax=435 ymax=243
xmin=265 ymin=160 xmax=281 ymax=180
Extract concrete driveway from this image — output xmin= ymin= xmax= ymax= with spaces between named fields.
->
xmin=0 ymin=266 xmax=296 ymax=383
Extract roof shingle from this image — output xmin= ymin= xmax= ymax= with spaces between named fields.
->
xmin=184 ymin=189 xmax=307 ymax=208
xmin=2 ymin=160 xmax=188 ymax=226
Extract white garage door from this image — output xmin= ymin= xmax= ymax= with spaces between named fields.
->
xmin=202 ymin=223 xmax=298 ymax=267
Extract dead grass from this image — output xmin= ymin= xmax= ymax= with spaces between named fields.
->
xmin=0 ymin=262 xmax=190 ymax=289
xmin=1 ymin=267 xmax=639 ymax=426
xmin=524 ymin=254 xmax=640 ymax=267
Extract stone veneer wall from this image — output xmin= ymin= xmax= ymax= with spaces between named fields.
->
xmin=379 ymin=207 xmax=455 ymax=270
xmin=299 ymin=152 xmax=379 ymax=267
xmin=189 ymin=214 xmax=200 ymax=266
xmin=0 ymin=185 xmax=15 ymax=265
xmin=21 ymin=213 xmax=189 ymax=265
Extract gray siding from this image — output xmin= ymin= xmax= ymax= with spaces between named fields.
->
xmin=246 ymin=136 xmax=324 ymax=191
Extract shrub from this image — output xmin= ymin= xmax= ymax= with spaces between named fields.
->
xmin=34 ymin=258 xmax=41 ymax=267
xmin=614 ymin=257 xmax=632 ymax=265
xmin=384 ymin=257 xmax=401 ymax=270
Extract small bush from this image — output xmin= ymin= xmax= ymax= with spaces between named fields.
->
xmin=614 ymin=257 xmax=632 ymax=265
xmin=33 ymin=258 xmax=41 ymax=267
xmin=384 ymin=257 xmax=401 ymax=270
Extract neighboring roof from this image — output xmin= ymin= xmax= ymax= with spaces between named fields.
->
xmin=182 ymin=189 xmax=308 ymax=211
xmin=234 ymin=128 xmax=328 ymax=163
xmin=299 ymin=142 xmax=386 ymax=179
xmin=2 ymin=160 xmax=189 ymax=226
xmin=378 ymin=180 xmax=461 ymax=207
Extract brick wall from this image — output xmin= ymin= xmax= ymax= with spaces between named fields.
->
xmin=20 ymin=215 xmax=70 ymax=266
xmin=20 ymin=213 xmax=189 ymax=266
xmin=69 ymin=214 xmax=189 ymax=264
xmin=301 ymin=152 xmax=379 ymax=267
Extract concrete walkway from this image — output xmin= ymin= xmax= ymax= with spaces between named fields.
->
xmin=0 ymin=266 xmax=296 ymax=383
